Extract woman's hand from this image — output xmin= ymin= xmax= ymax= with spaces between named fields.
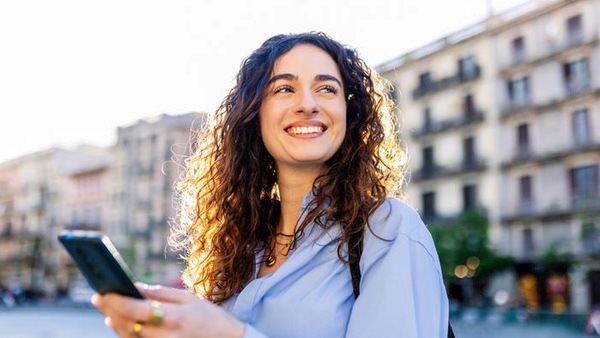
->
xmin=92 ymin=283 xmax=245 ymax=338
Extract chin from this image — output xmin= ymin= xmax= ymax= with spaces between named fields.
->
xmin=283 ymin=155 xmax=331 ymax=167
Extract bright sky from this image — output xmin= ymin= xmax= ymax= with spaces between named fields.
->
xmin=0 ymin=0 xmax=528 ymax=163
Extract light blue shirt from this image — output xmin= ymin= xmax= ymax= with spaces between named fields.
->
xmin=220 ymin=196 xmax=449 ymax=338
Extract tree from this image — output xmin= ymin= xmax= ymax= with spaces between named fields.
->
xmin=429 ymin=210 xmax=513 ymax=304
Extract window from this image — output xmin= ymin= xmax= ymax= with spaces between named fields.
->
xmin=423 ymin=107 xmax=432 ymax=131
xmin=463 ymin=94 xmax=475 ymax=117
xmin=563 ymin=58 xmax=589 ymax=95
xmin=511 ymin=36 xmax=525 ymax=64
xmin=422 ymin=191 xmax=436 ymax=222
xmin=519 ymin=175 xmax=534 ymax=212
xmin=463 ymin=184 xmax=478 ymax=211
xmin=516 ymin=123 xmax=530 ymax=157
xmin=570 ymin=165 xmax=598 ymax=203
xmin=92 ymin=207 xmax=102 ymax=226
xmin=422 ymin=146 xmax=434 ymax=175
xmin=507 ymin=76 xmax=530 ymax=107
xmin=567 ymin=14 xmax=583 ymax=45
xmin=419 ymin=71 xmax=432 ymax=90
xmin=463 ymin=136 xmax=476 ymax=167
xmin=1 ymin=222 xmax=12 ymax=238
xmin=572 ymin=108 xmax=591 ymax=145
xmin=71 ymin=210 xmax=79 ymax=226
xmin=458 ymin=56 xmax=478 ymax=80
xmin=523 ymin=228 xmax=535 ymax=257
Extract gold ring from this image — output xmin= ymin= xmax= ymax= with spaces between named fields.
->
xmin=133 ymin=322 xmax=143 ymax=337
xmin=147 ymin=301 xmax=164 ymax=326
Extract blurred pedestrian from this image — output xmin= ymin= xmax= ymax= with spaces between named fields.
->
xmin=93 ymin=32 xmax=450 ymax=338
xmin=586 ymin=306 xmax=600 ymax=336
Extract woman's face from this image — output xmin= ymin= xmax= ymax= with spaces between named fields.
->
xmin=259 ymin=44 xmax=347 ymax=172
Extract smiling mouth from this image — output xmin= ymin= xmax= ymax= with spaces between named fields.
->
xmin=285 ymin=125 xmax=326 ymax=136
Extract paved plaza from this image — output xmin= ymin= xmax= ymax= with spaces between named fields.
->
xmin=0 ymin=306 xmax=594 ymax=338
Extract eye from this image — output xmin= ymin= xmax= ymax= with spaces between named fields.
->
xmin=274 ymin=85 xmax=294 ymax=94
xmin=318 ymin=85 xmax=338 ymax=94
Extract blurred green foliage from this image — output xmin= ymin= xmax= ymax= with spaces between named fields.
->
xmin=429 ymin=210 xmax=514 ymax=283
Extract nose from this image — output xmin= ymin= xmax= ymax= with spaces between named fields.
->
xmin=294 ymin=90 xmax=319 ymax=115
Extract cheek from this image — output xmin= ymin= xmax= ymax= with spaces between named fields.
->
xmin=333 ymin=103 xmax=347 ymax=136
xmin=258 ymin=108 xmax=279 ymax=154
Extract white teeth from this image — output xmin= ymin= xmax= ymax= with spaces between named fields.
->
xmin=288 ymin=126 xmax=323 ymax=135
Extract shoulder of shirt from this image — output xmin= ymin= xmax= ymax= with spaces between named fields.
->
xmin=362 ymin=197 xmax=437 ymax=260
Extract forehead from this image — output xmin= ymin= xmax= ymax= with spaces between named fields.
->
xmin=272 ymin=44 xmax=341 ymax=79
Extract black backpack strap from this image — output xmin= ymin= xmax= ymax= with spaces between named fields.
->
xmin=448 ymin=323 xmax=456 ymax=338
xmin=348 ymin=229 xmax=363 ymax=298
xmin=348 ymin=229 xmax=456 ymax=338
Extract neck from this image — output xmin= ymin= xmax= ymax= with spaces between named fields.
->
xmin=276 ymin=164 xmax=323 ymax=235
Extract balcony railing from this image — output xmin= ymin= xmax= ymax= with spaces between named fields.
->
xmin=412 ymin=65 xmax=481 ymax=99
xmin=500 ymin=36 xmax=598 ymax=73
xmin=503 ymin=195 xmax=600 ymax=222
xmin=502 ymin=141 xmax=600 ymax=169
xmin=571 ymin=195 xmax=600 ymax=210
xmin=502 ymin=87 xmax=600 ymax=121
xmin=412 ymin=158 xmax=487 ymax=182
xmin=500 ymin=97 xmax=533 ymax=117
xmin=411 ymin=110 xmax=485 ymax=139
xmin=565 ymin=79 xmax=590 ymax=97
xmin=64 ymin=222 xmax=102 ymax=231
xmin=422 ymin=208 xmax=488 ymax=227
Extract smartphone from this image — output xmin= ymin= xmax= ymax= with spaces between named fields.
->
xmin=58 ymin=230 xmax=145 ymax=299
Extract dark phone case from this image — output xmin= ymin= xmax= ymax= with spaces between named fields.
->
xmin=58 ymin=231 xmax=145 ymax=299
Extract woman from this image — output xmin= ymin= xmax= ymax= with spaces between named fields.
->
xmin=93 ymin=32 xmax=450 ymax=338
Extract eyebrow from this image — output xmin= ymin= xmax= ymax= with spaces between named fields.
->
xmin=266 ymin=73 xmax=342 ymax=86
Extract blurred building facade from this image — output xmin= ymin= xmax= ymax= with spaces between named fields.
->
xmin=109 ymin=112 xmax=204 ymax=283
xmin=0 ymin=112 xmax=203 ymax=298
xmin=0 ymin=148 xmax=102 ymax=297
xmin=379 ymin=0 xmax=600 ymax=312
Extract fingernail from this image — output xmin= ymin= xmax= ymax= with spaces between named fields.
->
xmin=91 ymin=294 xmax=99 ymax=306
xmin=135 ymin=281 xmax=149 ymax=289
xmin=105 ymin=317 xmax=112 ymax=328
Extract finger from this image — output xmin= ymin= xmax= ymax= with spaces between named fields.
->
xmin=109 ymin=316 xmax=168 ymax=338
xmin=97 ymin=293 xmax=156 ymax=323
xmin=136 ymin=283 xmax=197 ymax=304
xmin=100 ymin=293 xmax=181 ymax=328
xmin=107 ymin=316 xmax=139 ymax=338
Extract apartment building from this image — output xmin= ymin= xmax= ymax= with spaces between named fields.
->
xmin=0 ymin=112 xmax=203 ymax=296
xmin=109 ymin=112 xmax=204 ymax=283
xmin=494 ymin=0 xmax=600 ymax=312
xmin=378 ymin=0 xmax=600 ymax=311
xmin=378 ymin=19 xmax=500 ymax=229
xmin=0 ymin=161 xmax=22 ymax=289
xmin=0 ymin=147 xmax=101 ymax=296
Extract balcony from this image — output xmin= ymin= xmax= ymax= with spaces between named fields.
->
xmin=411 ymin=110 xmax=485 ymax=139
xmin=412 ymin=66 xmax=481 ymax=99
xmin=501 ymin=87 xmax=600 ymax=121
xmin=571 ymin=196 xmax=600 ymax=211
xmin=565 ymin=78 xmax=590 ymax=98
xmin=500 ymin=97 xmax=533 ymax=118
xmin=412 ymin=158 xmax=487 ymax=182
xmin=500 ymin=37 xmax=599 ymax=73
xmin=502 ymin=141 xmax=600 ymax=169
xmin=502 ymin=195 xmax=600 ymax=223
xmin=64 ymin=222 xmax=101 ymax=231
xmin=422 ymin=208 xmax=487 ymax=227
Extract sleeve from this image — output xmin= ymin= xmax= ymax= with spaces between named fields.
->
xmin=242 ymin=323 xmax=271 ymax=338
xmin=344 ymin=228 xmax=449 ymax=338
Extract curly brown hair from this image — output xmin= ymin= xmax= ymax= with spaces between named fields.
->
xmin=170 ymin=32 xmax=407 ymax=304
